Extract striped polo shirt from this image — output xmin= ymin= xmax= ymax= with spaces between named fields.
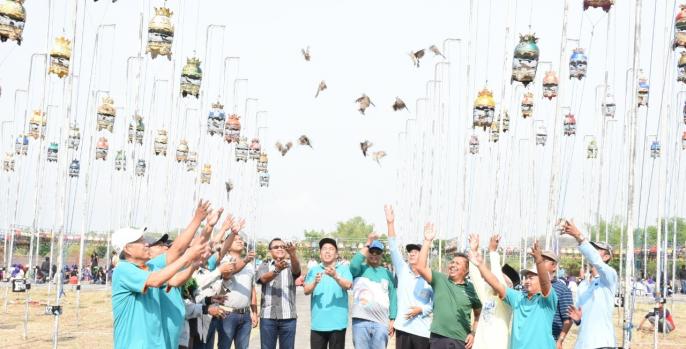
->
xmin=256 ymin=259 xmax=300 ymax=319
xmin=551 ymin=277 xmax=573 ymax=339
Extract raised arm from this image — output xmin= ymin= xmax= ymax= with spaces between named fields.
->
xmin=351 ymin=233 xmax=378 ymax=277
xmin=385 ymin=205 xmax=405 ymax=272
xmin=166 ymin=200 xmax=210 ymax=265
xmin=217 ymin=216 xmax=245 ymax=262
xmin=285 ymin=242 xmax=301 ymax=277
xmin=531 ymin=240 xmax=551 ymax=297
xmin=167 ymin=264 xmax=198 ymax=287
xmin=468 ymin=249 xmax=506 ymax=299
xmin=147 ymin=242 xmax=206 ymax=288
xmin=563 ymin=221 xmax=617 ymax=289
xmin=303 ymin=271 xmax=322 ymax=295
xmin=415 ymin=223 xmax=434 ymax=284
xmin=468 ymin=234 xmax=487 ymax=299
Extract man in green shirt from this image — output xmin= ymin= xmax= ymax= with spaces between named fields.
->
xmin=414 ymin=224 xmax=481 ymax=349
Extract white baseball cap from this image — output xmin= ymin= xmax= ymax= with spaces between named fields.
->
xmin=112 ymin=227 xmax=147 ymax=254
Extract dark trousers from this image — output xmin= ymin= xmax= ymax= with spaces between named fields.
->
xmin=428 ymin=333 xmax=465 ymax=349
xmin=396 ymin=329 xmax=430 ymax=349
xmin=310 ymin=329 xmax=346 ymax=349
xmin=260 ymin=318 xmax=297 ymax=349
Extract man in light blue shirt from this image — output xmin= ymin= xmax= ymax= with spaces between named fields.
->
xmin=384 ymin=205 xmax=433 ymax=349
xmin=562 ymin=221 xmax=617 ymax=349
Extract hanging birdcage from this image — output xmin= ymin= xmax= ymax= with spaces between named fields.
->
xmin=114 ymin=150 xmax=126 ymax=171
xmin=154 ymin=129 xmax=168 ymax=156
xmin=469 ymin=135 xmax=479 ymax=155
xmin=224 ymin=114 xmax=241 ymax=143
xmin=181 ymin=57 xmax=202 ymax=98
xmin=472 ymin=88 xmax=495 ymax=130
xmin=637 ymin=70 xmax=649 ymax=107
xmin=257 ymin=152 xmax=268 ymax=172
xmin=14 ymin=134 xmax=28 ymax=155
xmin=569 ymin=48 xmax=588 ymax=80
xmin=175 ymin=139 xmax=189 ymax=162
xmin=249 ymin=138 xmax=261 ymax=160
xmin=584 ymin=0 xmax=614 ymax=12
xmin=683 ymin=100 xmax=686 ymax=125
xmin=95 ymin=137 xmax=109 ymax=160
xmin=47 ymin=142 xmax=58 ymax=162
xmin=650 ymin=140 xmax=661 ymax=158
xmin=96 ymin=96 xmax=116 ymax=132
xmin=674 ymin=5 xmax=686 ymax=50
xmin=68 ymin=123 xmax=80 ymax=150
xmin=586 ymin=139 xmax=598 ymax=159
xmin=511 ymin=33 xmax=540 ymax=86
xmin=259 ymin=171 xmax=270 ymax=188
xmin=68 ymin=159 xmax=80 ymax=177
xmin=28 ymin=110 xmax=46 ymax=139
xmin=185 ymin=151 xmax=197 ymax=171
xmin=200 ymin=164 xmax=212 ymax=184
xmin=602 ymin=92 xmax=616 ymax=118
xmin=135 ymin=159 xmax=146 ymax=176
xmin=489 ymin=121 xmax=500 ymax=143
xmin=0 ymin=0 xmax=26 ymax=45
xmin=235 ymin=137 xmax=249 ymax=162
xmin=536 ymin=123 xmax=548 ymax=146
xmin=501 ymin=111 xmax=510 ymax=133
xmin=681 ymin=131 xmax=686 ymax=150
xmin=521 ymin=91 xmax=534 ymax=118
xmin=207 ymin=101 xmax=225 ymax=136
xmin=563 ymin=113 xmax=577 ymax=136
xmin=2 ymin=152 xmax=14 ymax=172
xmin=48 ymin=36 xmax=71 ymax=78
xmin=146 ymin=6 xmax=174 ymax=60
xmin=128 ymin=114 xmax=144 ymax=145
xmin=542 ymin=70 xmax=559 ymax=100
xmin=678 ymin=52 xmax=686 ymax=84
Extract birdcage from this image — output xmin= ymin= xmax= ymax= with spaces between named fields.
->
xmin=259 ymin=171 xmax=270 ymax=188
xmin=0 ymin=0 xmax=26 ymax=45
xmin=185 ymin=151 xmax=197 ymax=171
xmin=257 ymin=152 xmax=268 ymax=172
xmin=96 ymin=96 xmax=116 ymax=132
xmin=563 ymin=113 xmax=577 ymax=136
xmin=569 ymin=48 xmax=588 ymax=80
xmin=584 ymin=0 xmax=614 ymax=12
xmin=683 ymin=100 xmax=686 ymax=125
xmin=176 ymin=139 xmax=189 ymax=162
xmin=95 ymin=137 xmax=109 ymax=160
xmin=14 ymin=134 xmax=28 ymax=155
xmin=135 ymin=159 xmax=146 ymax=176
xmin=536 ymin=123 xmax=547 ymax=146
xmin=542 ymin=70 xmax=559 ymax=100
xmin=674 ymin=5 xmax=686 ymax=50
xmin=68 ymin=160 xmax=80 ymax=177
xmin=207 ymin=101 xmax=225 ymax=136
xmin=469 ymin=135 xmax=479 ymax=155
xmin=650 ymin=140 xmax=661 ymax=158
xmin=511 ymin=33 xmax=540 ymax=86
xmin=28 ymin=110 xmax=46 ymax=139
xmin=66 ymin=123 xmax=80 ymax=150
xmin=114 ymin=150 xmax=126 ymax=171
xmin=224 ymin=114 xmax=241 ymax=143
xmin=154 ymin=129 xmax=168 ymax=156
xmin=200 ymin=164 xmax=212 ymax=184
xmin=48 ymin=36 xmax=71 ymax=78
xmin=489 ymin=121 xmax=500 ymax=143
xmin=146 ymin=6 xmax=174 ymax=60
xmin=473 ymin=88 xmax=495 ymax=130
xmin=181 ymin=57 xmax=202 ymax=98
xmin=249 ymin=138 xmax=261 ymax=160
xmin=587 ymin=139 xmax=598 ymax=159
xmin=602 ymin=92 xmax=616 ymax=118
xmin=682 ymin=132 xmax=686 ymax=150
xmin=521 ymin=91 xmax=534 ymax=118
xmin=678 ymin=52 xmax=686 ymax=84
xmin=637 ymin=71 xmax=649 ymax=107
xmin=501 ymin=111 xmax=510 ymax=133
xmin=2 ymin=152 xmax=14 ymax=172
xmin=47 ymin=142 xmax=58 ymax=162
xmin=235 ymin=137 xmax=249 ymax=162
xmin=128 ymin=114 xmax=144 ymax=145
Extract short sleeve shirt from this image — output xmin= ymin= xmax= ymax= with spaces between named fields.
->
xmin=505 ymin=288 xmax=558 ymax=349
xmin=256 ymin=260 xmax=299 ymax=319
xmin=148 ymin=254 xmax=185 ymax=349
xmin=305 ymin=263 xmax=353 ymax=331
xmin=429 ymin=270 xmax=481 ymax=341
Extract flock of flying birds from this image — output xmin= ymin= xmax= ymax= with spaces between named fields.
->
xmin=273 ymin=44 xmax=446 ymax=165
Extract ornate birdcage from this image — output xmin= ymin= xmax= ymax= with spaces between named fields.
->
xmin=489 ymin=121 xmax=500 ymax=143
xmin=521 ymin=91 xmax=534 ymax=118
xmin=472 ymin=88 xmax=495 ymax=130
xmin=185 ymin=151 xmax=197 ymax=171
xmin=678 ymin=52 xmax=686 ymax=83
xmin=200 ymin=164 xmax=212 ymax=184
xmin=542 ymin=70 xmax=559 ymax=100
xmin=0 ymin=0 xmax=26 ymax=45
xmin=114 ymin=150 xmax=126 ymax=171
xmin=501 ymin=111 xmax=510 ymax=133
xmin=650 ymin=140 xmax=661 ymax=158
xmin=584 ymin=0 xmax=614 ymax=12
xmin=68 ymin=159 xmax=80 ymax=177
xmin=48 ymin=36 xmax=71 ymax=78
xmin=68 ymin=123 xmax=80 ymax=150
xmin=586 ymin=139 xmax=598 ymax=159
xmin=135 ymin=159 xmax=146 ymax=176
xmin=235 ymin=137 xmax=249 ymax=162
xmin=469 ymin=135 xmax=479 ymax=155
xmin=47 ymin=142 xmax=58 ymax=162
xmin=2 ymin=152 xmax=14 ymax=172
xmin=95 ymin=137 xmax=109 ymax=160
xmin=154 ymin=129 xmax=168 ymax=156
xmin=536 ymin=123 xmax=548 ymax=146
xmin=259 ymin=171 xmax=270 ymax=188
xmin=176 ymin=139 xmax=189 ymax=162
xmin=207 ymin=101 xmax=225 ymax=136
xmin=14 ymin=134 xmax=28 ymax=155
xmin=637 ymin=70 xmax=649 ymax=107
xmin=511 ymin=33 xmax=540 ymax=86
xmin=569 ymin=48 xmax=588 ymax=80
xmin=674 ymin=5 xmax=686 ymax=50
xmin=249 ymin=138 xmax=261 ymax=160
xmin=96 ymin=96 xmax=116 ymax=132
xmin=28 ymin=110 xmax=46 ymax=139
xmin=563 ymin=113 xmax=577 ymax=136
xmin=146 ymin=6 xmax=174 ymax=60
xmin=257 ymin=152 xmax=268 ymax=172
xmin=602 ymin=92 xmax=616 ymax=118
xmin=682 ymin=131 xmax=686 ymax=150
xmin=181 ymin=57 xmax=202 ymax=98
xmin=224 ymin=114 xmax=241 ymax=143
xmin=128 ymin=114 xmax=144 ymax=145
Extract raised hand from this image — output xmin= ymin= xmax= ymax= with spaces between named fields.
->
xmin=367 ymin=232 xmax=380 ymax=243
xmin=423 ymin=223 xmax=435 ymax=241
xmin=206 ymin=207 xmax=225 ymax=227
xmin=384 ymin=205 xmax=395 ymax=224
xmin=232 ymin=218 xmax=246 ymax=234
xmin=244 ymin=251 xmax=256 ymax=263
xmin=285 ymin=241 xmax=297 ymax=255
xmin=561 ymin=219 xmax=582 ymax=239
xmin=468 ymin=233 xmax=479 ymax=252
xmin=489 ymin=234 xmax=501 ymax=252
xmin=220 ymin=214 xmax=234 ymax=233
xmin=529 ymin=240 xmax=543 ymax=263
xmin=467 ymin=249 xmax=483 ymax=266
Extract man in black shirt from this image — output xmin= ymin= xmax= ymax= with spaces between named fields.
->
xmin=678 ymin=265 xmax=686 ymax=294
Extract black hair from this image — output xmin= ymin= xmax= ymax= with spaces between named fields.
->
xmin=454 ymin=252 xmax=469 ymax=261
xmin=268 ymin=238 xmax=283 ymax=249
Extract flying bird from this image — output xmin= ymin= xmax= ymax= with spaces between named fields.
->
xmin=429 ymin=45 xmax=446 ymax=59
xmin=360 ymin=140 xmax=373 ymax=157
xmin=372 ymin=151 xmax=387 ymax=165
xmin=409 ymin=49 xmax=425 ymax=67
xmin=299 ymin=135 xmax=313 ymax=148
xmin=301 ymin=46 xmax=311 ymax=61
xmin=275 ymin=141 xmax=293 ymax=156
xmin=355 ymin=94 xmax=375 ymax=115
xmin=315 ymin=81 xmax=327 ymax=98
xmin=392 ymin=97 xmax=410 ymax=112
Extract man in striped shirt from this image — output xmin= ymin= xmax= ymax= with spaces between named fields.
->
xmin=540 ymin=250 xmax=573 ymax=349
xmin=256 ymin=238 xmax=302 ymax=349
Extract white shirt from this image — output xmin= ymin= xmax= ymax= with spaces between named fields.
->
xmin=222 ymin=262 xmax=255 ymax=308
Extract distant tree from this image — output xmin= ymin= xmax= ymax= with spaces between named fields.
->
xmin=303 ymin=229 xmax=327 ymax=240
xmin=331 ymin=216 xmax=374 ymax=240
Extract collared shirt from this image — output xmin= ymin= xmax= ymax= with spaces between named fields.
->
xmin=388 ymin=237 xmax=433 ymax=338
xmin=256 ymin=259 xmax=300 ymax=319
xmin=551 ymin=277 xmax=573 ymax=339
xmin=350 ymin=251 xmax=398 ymax=325
xmin=469 ymin=251 xmax=511 ymax=349
xmin=505 ymin=287 xmax=558 ymax=349
xmin=305 ymin=262 xmax=353 ymax=331
xmin=574 ymin=241 xmax=618 ymax=349
xmin=221 ymin=260 xmax=256 ymax=308
xmin=429 ymin=270 xmax=481 ymax=342
xmin=148 ymin=253 xmax=185 ymax=349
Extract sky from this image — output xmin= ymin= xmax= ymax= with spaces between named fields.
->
xmin=0 ymin=0 xmax=684 ymax=249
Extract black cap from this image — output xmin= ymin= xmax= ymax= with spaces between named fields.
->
xmin=319 ymin=238 xmax=338 ymax=250
xmin=501 ymin=263 xmax=520 ymax=287
xmin=405 ymin=244 xmax=421 ymax=253
xmin=149 ymin=233 xmax=169 ymax=247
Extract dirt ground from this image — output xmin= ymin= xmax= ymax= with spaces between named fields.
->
xmin=0 ymin=284 xmax=685 ymax=348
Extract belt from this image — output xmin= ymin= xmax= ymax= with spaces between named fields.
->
xmin=219 ymin=306 xmax=250 ymax=314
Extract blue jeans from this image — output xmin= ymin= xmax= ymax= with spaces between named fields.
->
xmin=681 ymin=280 xmax=686 ymax=294
xmin=352 ymin=318 xmax=388 ymax=349
xmin=193 ymin=317 xmax=222 ymax=349
xmin=218 ymin=312 xmax=253 ymax=349
xmin=259 ymin=318 xmax=297 ymax=349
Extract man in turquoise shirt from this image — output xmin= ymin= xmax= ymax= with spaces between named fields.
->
xmin=304 ymin=237 xmax=353 ymax=349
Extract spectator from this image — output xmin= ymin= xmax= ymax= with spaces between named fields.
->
xmin=679 ymin=265 xmax=686 ymax=294
xmin=41 ymin=257 xmax=50 ymax=275
xmin=638 ymin=300 xmax=676 ymax=333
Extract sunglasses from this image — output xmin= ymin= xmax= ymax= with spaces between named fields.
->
xmin=369 ymin=249 xmax=383 ymax=256
xmin=270 ymin=245 xmax=286 ymax=250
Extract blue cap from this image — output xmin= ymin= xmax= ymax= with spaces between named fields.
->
xmin=368 ymin=240 xmax=384 ymax=251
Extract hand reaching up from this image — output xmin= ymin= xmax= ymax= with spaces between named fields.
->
xmin=423 ymin=223 xmax=435 ymax=241
xmin=468 ymin=233 xmax=479 ymax=252
xmin=489 ymin=234 xmax=501 ymax=252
